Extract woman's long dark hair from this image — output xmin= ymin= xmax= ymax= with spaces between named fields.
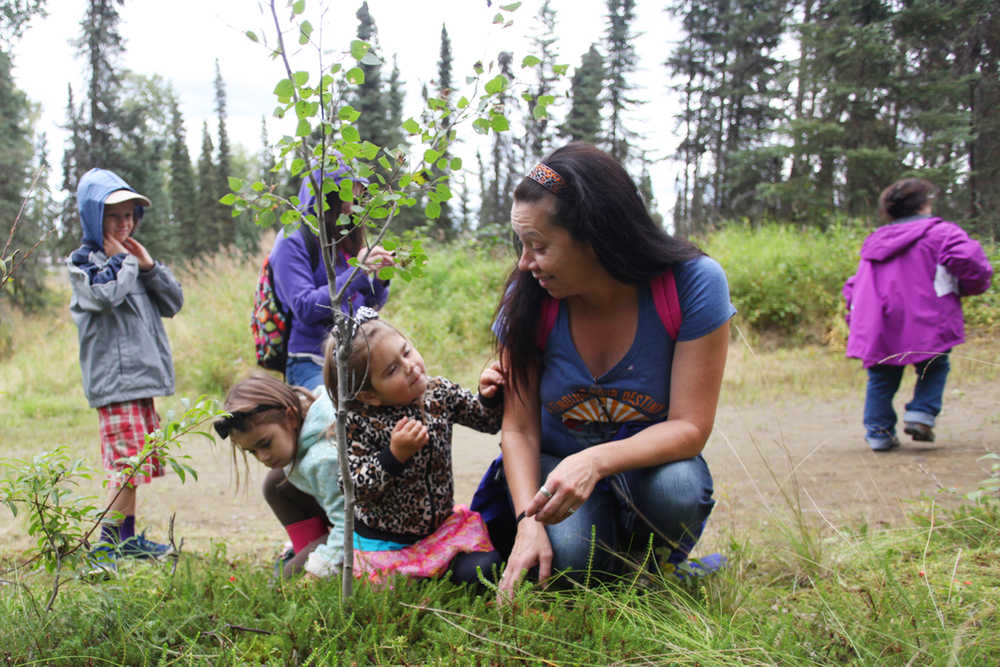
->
xmin=494 ymin=142 xmax=703 ymax=398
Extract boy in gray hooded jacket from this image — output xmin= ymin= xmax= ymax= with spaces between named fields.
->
xmin=67 ymin=168 xmax=184 ymax=564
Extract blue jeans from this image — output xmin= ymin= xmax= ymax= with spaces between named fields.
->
xmin=285 ymin=356 xmax=324 ymax=392
xmin=863 ymin=354 xmax=950 ymax=447
xmin=539 ymin=452 xmax=715 ymax=580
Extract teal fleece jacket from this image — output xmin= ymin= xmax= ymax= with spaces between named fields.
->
xmin=284 ymin=387 xmax=345 ymax=577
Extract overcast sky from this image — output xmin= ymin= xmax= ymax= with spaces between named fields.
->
xmin=11 ymin=0 xmax=682 ymax=212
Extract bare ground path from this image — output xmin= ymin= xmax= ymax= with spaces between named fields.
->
xmin=3 ymin=368 xmax=998 ymax=563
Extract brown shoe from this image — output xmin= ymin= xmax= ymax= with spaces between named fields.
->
xmin=903 ymin=422 xmax=935 ymax=442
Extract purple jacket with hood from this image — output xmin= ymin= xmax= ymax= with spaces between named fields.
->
xmin=843 ymin=216 xmax=992 ymax=368
xmin=269 ymin=167 xmax=390 ymax=363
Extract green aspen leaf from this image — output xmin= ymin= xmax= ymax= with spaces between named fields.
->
xmin=346 ymin=67 xmax=365 ymax=85
xmin=293 ymin=71 xmax=309 ymax=86
xmin=500 ymin=2 xmax=522 ymax=10
xmin=329 ymin=63 xmax=342 ymax=74
xmin=533 ymin=105 xmax=548 ymax=120
xmin=370 ymin=207 xmax=388 ymax=219
xmin=493 ymin=12 xmax=504 ymax=23
xmin=299 ymin=21 xmax=313 ymax=44
xmin=472 ymin=118 xmax=490 ymax=135
xmin=473 ymin=61 xmax=484 ymax=75
xmin=245 ymin=30 xmax=258 ymax=43
xmin=399 ymin=173 xmax=412 ymax=188
xmin=553 ymin=63 xmax=569 ymax=75
xmin=521 ymin=55 xmax=541 ymax=68
xmin=435 ymin=183 xmax=451 ymax=199
xmin=274 ymin=79 xmax=294 ymax=101
xmin=378 ymin=156 xmax=391 ymax=170
xmin=450 ymin=157 xmax=463 ymax=170
xmin=338 ymin=105 xmax=360 ymax=122
xmin=291 ymin=158 xmax=306 ymax=176
xmin=484 ymin=74 xmax=508 ymax=94
xmin=359 ymin=141 xmax=379 ymax=159
xmin=292 ymin=0 xmax=305 ymax=14
xmin=360 ymin=52 xmax=381 ymax=66
xmin=383 ymin=239 xmax=398 ymax=251
xmin=219 ymin=193 xmax=236 ymax=205
xmin=377 ymin=266 xmax=395 ymax=281
xmin=490 ymin=113 xmax=510 ymax=132
xmin=259 ymin=209 xmax=276 ymax=226
xmin=457 ymin=96 xmax=469 ymax=109
xmin=251 ymin=181 xmax=265 ymax=193
xmin=342 ymin=124 xmax=361 ymax=143
xmin=228 ymin=177 xmax=243 ymax=190
xmin=350 ymin=40 xmax=369 ymax=60
xmin=436 ymin=157 xmax=449 ymax=170
xmin=280 ymin=209 xmax=299 ymax=225
xmin=539 ymin=94 xmax=556 ymax=106
xmin=338 ymin=180 xmax=354 ymax=202
xmin=402 ymin=118 xmax=420 ymax=134
xmin=424 ymin=148 xmax=441 ymax=163
xmin=425 ymin=200 xmax=441 ymax=219
xmin=295 ymin=118 xmax=311 ymax=136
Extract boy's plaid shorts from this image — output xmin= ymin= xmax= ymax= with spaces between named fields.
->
xmin=98 ymin=398 xmax=164 ymax=488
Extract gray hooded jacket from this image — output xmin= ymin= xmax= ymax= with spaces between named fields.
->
xmin=66 ymin=168 xmax=184 ymax=408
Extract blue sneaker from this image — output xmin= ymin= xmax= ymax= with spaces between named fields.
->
xmin=661 ymin=553 xmax=728 ymax=581
xmin=118 ymin=532 xmax=173 ymax=560
xmin=869 ymin=435 xmax=901 ymax=452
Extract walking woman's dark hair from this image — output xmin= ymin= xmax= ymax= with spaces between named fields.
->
xmin=879 ymin=178 xmax=938 ymax=221
xmin=494 ymin=142 xmax=703 ymax=397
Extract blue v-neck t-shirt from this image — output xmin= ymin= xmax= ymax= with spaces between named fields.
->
xmin=536 ymin=255 xmax=735 ymax=457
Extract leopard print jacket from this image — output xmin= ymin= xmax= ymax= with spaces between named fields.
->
xmin=344 ymin=376 xmax=502 ymax=540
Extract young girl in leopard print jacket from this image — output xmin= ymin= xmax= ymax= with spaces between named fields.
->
xmin=323 ymin=308 xmax=504 ymax=585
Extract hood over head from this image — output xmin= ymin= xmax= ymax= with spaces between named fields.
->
xmin=76 ymin=168 xmax=150 ymax=247
xmin=296 ymin=157 xmax=370 ymax=218
xmin=860 ymin=217 xmax=941 ymax=263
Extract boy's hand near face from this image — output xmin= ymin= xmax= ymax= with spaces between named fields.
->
xmin=122 ymin=237 xmax=154 ymax=271
xmin=478 ymin=360 xmax=504 ymax=399
xmin=389 ymin=416 xmax=429 ymax=462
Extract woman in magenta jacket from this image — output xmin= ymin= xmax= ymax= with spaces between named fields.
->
xmin=843 ymin=178 xmax=993 ymax=451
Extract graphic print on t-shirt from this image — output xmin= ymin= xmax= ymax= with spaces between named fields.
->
xmin=546 ymin=385 xmax=666 ymax=449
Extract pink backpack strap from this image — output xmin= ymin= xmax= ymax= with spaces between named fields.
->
xmin=535 ymin=296 xmax=560 ymax=350
xmin=651 ymin=268 xmax=681 ymax=340
xmin=535 ymin=268 xmax=681 ymax=349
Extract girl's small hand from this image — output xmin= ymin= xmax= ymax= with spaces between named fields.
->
xmin=478 ymin=360 xmax=504 ymax=398
xmin=389 ymin=416 xmax=428 ymax=462
xmin=359 ymin=245 xmax=395 ymax=275
xmin=122 ymin=237 xmax=154 ymax=270
xmin=524 ymin=451 xmax=599 ymax=524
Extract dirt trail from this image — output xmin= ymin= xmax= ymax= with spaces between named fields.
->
xmin=3 ymin=377 xmax=997 ymax=563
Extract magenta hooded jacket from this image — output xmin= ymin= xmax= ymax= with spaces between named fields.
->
xmin=843 ymin=216 xmax=992 ymax=368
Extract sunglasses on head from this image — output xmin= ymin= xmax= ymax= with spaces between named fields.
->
xmin=213 ymin=404 xmax=282 ymax=440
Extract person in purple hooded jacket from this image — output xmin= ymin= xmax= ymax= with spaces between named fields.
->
xmin=843 ymin=178 xmax=993 ymax=451
xmin=269 ymin=164 xmax=395 ymax=391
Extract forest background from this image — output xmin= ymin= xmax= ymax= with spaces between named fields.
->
xmin=3 ymin=0 xmax=998 ymax=314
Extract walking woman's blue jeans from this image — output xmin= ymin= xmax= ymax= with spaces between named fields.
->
xmin=863 ymin=353 xmax=950 ymax=448
xmin=539 ymin=452 xmax=715 ymax=580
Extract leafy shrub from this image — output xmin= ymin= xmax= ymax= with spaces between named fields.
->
xmin=701 ymin=220 xmax=998 ymax=342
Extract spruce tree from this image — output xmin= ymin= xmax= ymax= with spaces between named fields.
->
xmin=195 ymin=121 xmax=217 ymax=257
xmin=351 ymin=1 xmax=391 ymax=149
xmin=433 ymin=23 xmax=454 ymax=236
xmin=169 ymin=95 xmax=198 ymax=260
xmin=603 ymin=0 xmax=639 ymax=162
xmin=214 ymin=59 xmax=233 ymax=248
xmin=75 ymin=0 xmax=125 ymax=170
xmin=0 ymin=49 xmax=45 ymax=307
xmin=524 ymin=0 xmax=560 ymax=159
xmin=560 ymin=44 xmax=604 ymax=145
